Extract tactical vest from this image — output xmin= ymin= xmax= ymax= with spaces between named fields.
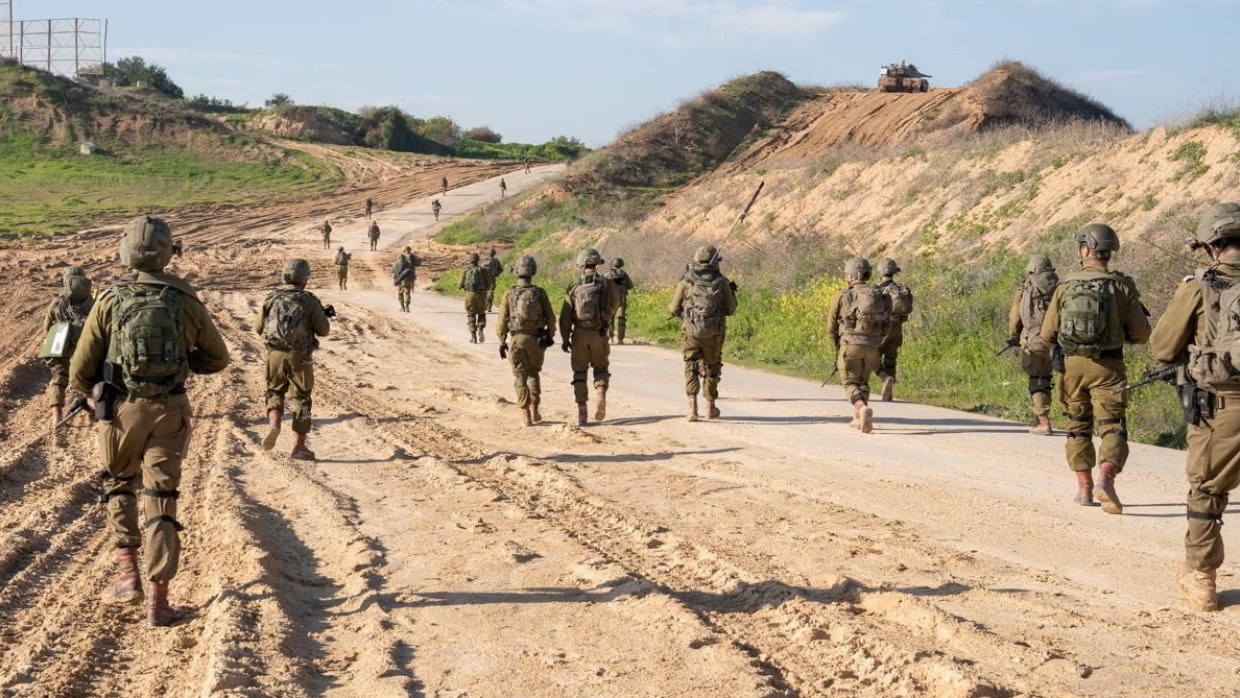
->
xmin=1189 ymin=269 xmax=1240 ymax=390
xmin=334 ymin=250 xmax=349 ymax=266
xmin=682 ymin=272 xmax=728 ymax=339
xmin=106 ymin=282 xmax=189 ymax=397
xmin=1056 ymin=275 xmax=1124 ymax=357
xmin=261 ymin=289 xmax=316 ymax=352
xmin=508 ymin=285 xmax=547 ymax=334
xmin=462 ymin=265 xmax=489 ymax=292
xmin=570 ymin=275 xmax=609 ymax=330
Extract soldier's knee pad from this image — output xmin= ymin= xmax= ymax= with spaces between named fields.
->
xmin=1188 ymin=487 xmax=1229 ymax=516
xmin=1097 ymin=417 xmax=1127 ymax=439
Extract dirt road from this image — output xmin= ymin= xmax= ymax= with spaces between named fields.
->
xmin=1 ymin=156 xmax=1237 ymax=698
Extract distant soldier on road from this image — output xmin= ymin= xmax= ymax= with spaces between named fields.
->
xmin=560 ymin=248 xmax=619 ymax=426
xmin=605 ymin=257 xmax=634 ymax=344
xmin=256 ymin=259 xmax=331 ymax=461
xmin=874 ymin=258 xmax=913 ymax=401
xmin=484 ymin=248 xmax=503 ymax=312
xmin=500 ymin=178 xmax=508 ymax=198
xmin=828 ymin=258 xmax=891 ymax=434
xmin=320 ymin=220 xmax=333 ymax=250
xmin=1040 ymin=223 xmax=1151 ymax=512
xmin=670 ymin=246 xmax=737 ymax=421
xmin=70 ymin=215 xmax=230 ymax=626
xmin=459 ymin=252 xmax=494 ymax=343
xmin=393 ymin=246 xmax=421 ymax=312
xmin=367 ymin=220 xmax=380 ymax=251
xmin=364 ymin=197 xmax=373 ymax=220
xmin=334 ymin=246 xmax=351 ymax=291
xmin=432 ymin=198 xmax=442 ymax=221
xmin=524 ymin=157 xmax=531 ymax=174
xmin=497 ymin=255 xmax=556 ymax=427
xmin=40 ymin=266 xmax=94 ymax=432
xmin=441 ymin=176 xmax=448 ymax=195
xmin=1007 ymin=255 xmax=1059 ymax=435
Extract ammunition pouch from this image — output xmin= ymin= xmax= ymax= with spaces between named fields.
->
xmin=1051 ymin=345 xmax=1065 ymax=374
xmin=1181 ymin=384 xmax=1216 ymax=426
xmin=536 ymin=328 xmax=555 ymax=348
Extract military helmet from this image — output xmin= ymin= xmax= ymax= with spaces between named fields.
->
xmin=119 ymin=215 xmax=174 ymax=271
xmin=878 ymin=258 xmax=900 ymax=276
xmin=612 ymin=257 xmax=624 ymax=268
xmin=468 ymin=251 xmax=480 ymax=264
xmin=282 ymin=258 xmax=311 ymax=285
xmin=844 ymin=257 xmax=872 ymax=280
xmin=1076 ymin=223 xmax=1120 ymax=252
xmin=65 ymin=274 xmax=91 ymax=302
xmin=1027 ymin=254 xmax=1054 ymax=274
xmin=488 ymin=247 xmax=497 ymax=257
xmin=1195 ymin=202 xmax=1240 ymax=246
xmin=64 ymin=265 xmax=86 ymax=280
xmin=513 ymin=254 xmax=538 ymax=278
xmin=694 ymin=245 xmax=718 ymax=264
xmin=404 ymin=245 xmax=412 ymax=253
xmin=576 ymin=247 xmax=604 ymax=267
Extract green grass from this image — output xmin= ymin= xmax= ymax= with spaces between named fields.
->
xmin=0 ymin=133 xmax=341 ymax=235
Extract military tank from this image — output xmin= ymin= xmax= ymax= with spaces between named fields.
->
xmin=877 ymin=62 xmax=930 ymax=93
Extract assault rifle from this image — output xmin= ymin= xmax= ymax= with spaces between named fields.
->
xmin=819 ymin=364 xmax=839 ymax=388
xmin=55 ymin=395 xmax=89 ymax=429
xmin=708 ymin=181 xmax=764 ymax=266
xmin=1113 ymin=365 xmax=1177 ymax=395
xmin=995 ymin=341 xmax=1017 ymax=357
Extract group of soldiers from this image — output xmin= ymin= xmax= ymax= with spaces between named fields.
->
xmin=35 ymin=203 xmax=1240 ymax=633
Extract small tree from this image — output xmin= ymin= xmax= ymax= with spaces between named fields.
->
xmin=103 ymin=56 xmax=184 ymax=99
xmin=265 ymin=93 xmax=293 ymax=108
xmin=417 ymin=116 xmax=462 ymax=146
xmin=463 ymin=125 xmax=502 ymax=143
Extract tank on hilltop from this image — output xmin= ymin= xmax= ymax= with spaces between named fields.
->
xmin=877 ymin=61 xmax=931 ymax=93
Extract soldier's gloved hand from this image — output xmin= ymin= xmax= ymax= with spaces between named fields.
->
xmin=324 ymin=304 xmax=337 ymax=318
xmin=1006 ymin=336 xmax=1020 ymax=348
xmin=499 ymin=343 xmax=508 ymax=360
xmin=561 ymin=340 xmax=571 ymax=353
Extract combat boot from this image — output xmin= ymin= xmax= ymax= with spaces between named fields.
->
xmin=290 ymin=433 xmax=316 ymax=461
xmin=469 ymin=332 xmax=477 ymax=344
xmin=879 ymin=373 xmax=895 ymax=402
xmin=100 ymin=546 xmax=143 ymax=605
xmin=1179 ymin=566 xmax=1218 ymax=612
xmin=577 ymin=403 xmax=588 ymax=427
xmin=706 ymin=399 xmax=720 ymax=420
xmin=476 ymin=328 xmax=485 ymax=343
xmin=521 ymin=406 xmax=533 ymax=427
xmin=1029 ymin=414 xmax=1053 ymax=436
xmin=531 ymin=404 xmax=542 ymax=424
xmin=1093 ymin=461 xmax=1123 ymax=515
xmin=262 ymin=410 xmax=281 ymax=451
xmin=146 ymin=581 xmax=181 ymax=627
xmin=687 ymin=396 xmax=700 ymax=422
xmin=593 ymin=386 xmax=607 ymax=422
xmin=850 ymin=402 xmax=862 ymax=429
xmin=1073 ymin=470 xmax=1098 ymax=506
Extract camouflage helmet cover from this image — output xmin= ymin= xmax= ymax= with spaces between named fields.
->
xmin=878 ymin=258 xmax=900 ymax=276
xmin=467 ymin=251 xmax=480 ymax=264
xmin=514 ymin=254 xmax=538 ymax=278
xmin=577 ymin=247 xmax=604 ymax=267
xmin=612 ymin=257 xmax=624 ymax=268
xmin=1195 ymin=202 xmax=1240 ymax=245
xmin=119 ymin=215 xmax=174 ymax=271
xmin=1076 ymin=223 xmax=1120 ymax=252
xmin=282 ymin=258 xmax=311 ymax=285
xmin=488 ymin=247 xmax=497 ymax=257
xmin=64 ymin=265 xmax=86 ymax=280
xmin=65 ymin=274 xmax=92 ymax=302
xmin=844 ymin=257 xmax=872 ymax=279
xmin=1027 ymin=254 xmax=1054 ymax=274
xmin=693 ymin=245 xmax=718 ymax=264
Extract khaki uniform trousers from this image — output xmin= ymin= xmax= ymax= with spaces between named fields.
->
xmin=265 ymin=349 xmax=315 ymax=434
xmin=878 ymin=323 xmax=905 ymax=379
xmin=839 ymin=342 xmax=879 ymax=404
xmin=1060 ymin=355 xmax=1127 ymax=473
xmin=98 ymin=393 xmax=192 ymax=583
xmin=682 ymin=332 xmax=724 ymax=400
xmin=398 ymin=280 xmax=414 ymax=308
xmin=611 ymin=292 xmax=630 ymax=342
xmin=570 ymin=328 xmax=610 ymax=403
xmin=45 ymin=358 xmax=70 ymax=407
xmin=1020 ymin=335 xmax=1054 ymax=417
xmin=509 ymin=333 xmax=546 ymax=408
xmin=465 ymin=292 xmax=487 ymax=333
xmin=336 ymin=265 xmax=348 ymax=290
xmin=1185 ymin=392 xmax=1240 ymax=571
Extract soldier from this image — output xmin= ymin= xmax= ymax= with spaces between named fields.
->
xmin=320 ymin=220 xmax=333 ymax=250
xmin=827 ymin=258 xmax=891 ymax=434
xmin=874 ymin=258 xmax=914 ymax=401
xmin=484 ymin=248 xmax=503 ymax=312
xmin=497 ymin=255 xmax=556 ymax=427
xmin=559 ymin=247 xmax=619 ymax=426
xmin=367 ymin=221 xmax=381 ymax=251
xmin=524 ymin=157 xmax=532 ymax=174
xmin=432 ymin=198 xmax=442 ymax=221
xmin=605 ymin=257 xmax=634 ymax=344
xmin=364 ymin=197 xmax=373 ymax=220
xmin=500 ymin=178 xmax=508 ymax=198
xmin=1040 ymin=223 xmax=1151 ymax=513
xmin=393 ymin=246 xmax=421 ymax=312
xmin=256 ymin=259 xmax=331 ymax=461
xmin=40 ymin=267 xmax=94 ymax=431
xmin=334 ymin=246 xmax=351 ymax=291
xmin=441 ymin=176 xmax=448 ymax=195
xmin=459 ymin=252 xmax=494 ymax=343
xmin=1007 ymin=255 xmax=1060 ymax=436
xmin=1151 ymin=202 xmax=1240 ymax=611
xmin=670 ymin=246 xmax=737 ymax=421
xmin=69 ymin=215 xmax=230 ymax=626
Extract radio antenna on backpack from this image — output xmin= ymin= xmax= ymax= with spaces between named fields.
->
xmin=710 ymin=181 xmax=764 ymax=265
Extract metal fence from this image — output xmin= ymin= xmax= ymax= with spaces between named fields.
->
xmin=0 ymin=2 xmax=106 ymax=77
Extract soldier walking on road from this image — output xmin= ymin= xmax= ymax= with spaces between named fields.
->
xmin=524 ymin=157 xmax=531 ymax=174
xmin=670 ymin=246 xmax=737 ymax=421
xmin=367 ymin=221 xmax=380 ymax=251
xmin=874 ymin=258 xmax=913 ymax=401
xmin=441 ymin=176 xmax=448 ymax=195
xmin=497 ymin=255 xmax=556 ymax=427
xmin=1151 ymin=203 xmax=1240 ymax=611
xmin=828 ymin=258 xmax=891 ymax=434
xmin=70 ymin=215 xmax=230 ymax=626
xmin=1007 ymin=255 xmax=1059 ymax=435
xmin=1040 ymin=223 xmax=1151 ymax=512
xmin=432 ymin=198 xmax=442 ymax=221
xmin=320 ymin=220 xmax=333 ymax=250
xmin=364 ymin=198 xmax=373 ymax=220
xmin=560 ymin=248 xmax=619 ymax=426
xmin=257 ymin=259 xmax=331 ymax=462
xmin=40 ymin=266 xmax=94 ymax=432
xmin=334 ymin=246 xmax=351 ymax=291
xmin=484 ymin=248 xmax=503 ymax=312
xmin=605 ymin=258 xmax=634 ymax=344
xmin=500 ymin=178 xmax=507 ymax=198
xmin=393 ymin=246 xmax=421 ymax=312
xmin=459 ymin=252 xmax=494 ymax=343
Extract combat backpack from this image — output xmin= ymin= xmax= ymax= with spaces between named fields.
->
xmin=261 ymin=289 xmax=315 ymax=352
xmin=682 ymin=272 xmax=728 ymax=339
xmin=1020 ymin=271 xmax=1058 ymax=338
xmin=571 ymin=275 xmax=609 ymax=330
xmin=461 ymin=265 xmax=489 ymax=292
xmin=606 ymin=268 xmax=632 ymax=292
xmin=1056 ymin=276 xmax=1124 ymax=357
xmin=107 ymin=282 xmax=189 ymax=398
xmin=334 ymin=250 xmax=349 ymax=266
xmin=844 ymin=284 xmax=892 ymax=338
xmin=882 ymin=281 xmax=914 ymax=321
xmin=1188 ymin=270 xmax=1240 ymax=389
xmin=508 ymin=285 xmax=547 ymax=334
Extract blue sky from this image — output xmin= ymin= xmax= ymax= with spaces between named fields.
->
xmin=18 ymin=0 xmax=1240 ymax=146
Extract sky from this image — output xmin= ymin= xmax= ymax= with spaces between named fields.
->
xmin=11 ymin=0 xmax=1240 ymax=147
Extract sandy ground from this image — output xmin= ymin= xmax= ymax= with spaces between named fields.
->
xmin=1 ymin=155 xmax=1238 ymax=698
